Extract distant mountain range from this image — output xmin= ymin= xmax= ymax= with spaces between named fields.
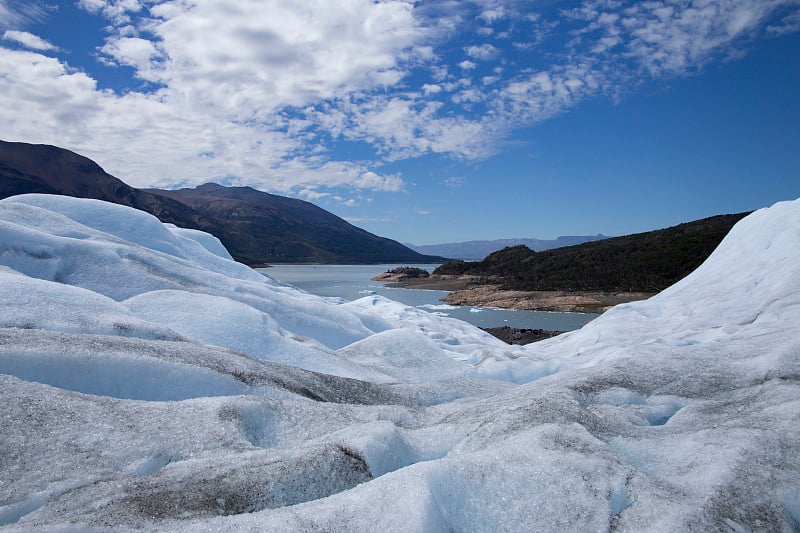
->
xmin=407 ymin=235 xmax=609 ymax=260
xmin=0 ymin=140 xmax=444 ymax=265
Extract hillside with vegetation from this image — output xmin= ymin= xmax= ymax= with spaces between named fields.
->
xmin=434 ymin=213 xmax=750 ymax=293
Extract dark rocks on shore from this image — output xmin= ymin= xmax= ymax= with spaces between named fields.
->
xmin=482 ymin=326 xmax=563 ymax=345
xmin=371 ymin=266 xmax=431 ymax=282
xmin=386 ymin=266 xmax=430 ymax=278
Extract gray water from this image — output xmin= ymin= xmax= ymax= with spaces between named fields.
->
xmin=260 ymin=264 xmax=598 ymax=332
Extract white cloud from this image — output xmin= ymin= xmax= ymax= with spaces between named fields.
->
xmin=77 ymin=0 xmax=141 ymax=25
xmin=353 ymin=171 xmax=406 ymax=192
xmin=479 ymin=7 xmax=508 ymax=24
xmin=100 ymin=36 xmax=161 ymax=79
xmin=465 ymin=43 xmax=498 ymax=60
xmin=344 ymin=215 xmax=393 ymax=223
xmin=0 ymin=0 xmax=49 ymax=30
xmin=340 ymin=94 xmax=498 ymax=160
xmin=452 ymin=88 xmax=484 ymax=104
xmin=0 ymin=1 xmax=435 ymax=193
xmin=442 ymin=176 xmax=464 ymax=188
xmin=572 ymin=0 xmax=791 ymax=77
xmin=768 ymin=9 xmax=800 ymax=35
xmin=2 ymin=30 xmax=56 ymax=51
xmin=0 ymin=0 xmax=798 ymax=194
xmin=135 ymin=0 xmax=427 ymax=115
xmin=297 ymin=188 xmax=330 ymax=201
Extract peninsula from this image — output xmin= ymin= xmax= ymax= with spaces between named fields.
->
xmin=378 ymin=211 xmax=748 ymax=313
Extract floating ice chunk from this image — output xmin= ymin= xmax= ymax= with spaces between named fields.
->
xmin=417 ymin=303 xmax=457 ymax=310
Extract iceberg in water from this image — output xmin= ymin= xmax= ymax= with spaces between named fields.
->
xmin=1 ymin=193 xmax=799 ymax=531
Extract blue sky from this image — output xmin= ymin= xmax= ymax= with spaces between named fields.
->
xmin=1 ymin=0 xmax=798 ymax=244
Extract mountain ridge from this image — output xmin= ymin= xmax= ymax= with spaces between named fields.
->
xmin=147 ymin=182 xmax=445 ymax=265
xmin=0 ymin=140 xmax=444 ymax=265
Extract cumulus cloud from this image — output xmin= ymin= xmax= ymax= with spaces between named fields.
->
xmin=77 ymin=0 xmax=142 ymax=25
xmin=134 ymin=0 xmax=426 ymax=114
xmin=99 ymin=36 xmax=162 ymax=79
xmin=352 ymin=171 xmax=406 ymax=192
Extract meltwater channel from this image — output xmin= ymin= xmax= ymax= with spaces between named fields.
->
xmin=260 ymin=264 xmax=599 ymax=332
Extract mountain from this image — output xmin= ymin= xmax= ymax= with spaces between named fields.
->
xmin=434 ymin=212 xmax=750 ymax=292
xmin=0 ymin=140 xmax=210 ymax=232
xmin=407 ymin=235 xmax=609 ymax=260
xmin=0 ymin=140 xmax=443 ymax=265
xmin=2 ymin=194 xmax=799 ymax=531
xmin=148 ymin=183 xmax=444 ymax=265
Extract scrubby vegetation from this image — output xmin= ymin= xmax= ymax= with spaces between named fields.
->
xmin=434 ymin=213 xmax=749 ymax=292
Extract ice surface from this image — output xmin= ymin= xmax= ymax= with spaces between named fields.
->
xmin=1 ymin=194 xmax=799 ymax=531
xmin=123 ymin=289 xmax=393 ymax=381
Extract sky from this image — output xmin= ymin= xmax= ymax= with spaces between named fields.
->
xmin=1 ymin=0 xmax=799 ymax=245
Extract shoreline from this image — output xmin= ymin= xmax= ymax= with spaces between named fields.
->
xmin=381 ymin=275 xmax=654 ymax=313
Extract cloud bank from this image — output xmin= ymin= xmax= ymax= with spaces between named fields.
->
xmin=0 ymin=0 xmax=798 ymax=196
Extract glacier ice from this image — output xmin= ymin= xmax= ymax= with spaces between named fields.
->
xmin=1 ymin=194 xmax=799 ymax=531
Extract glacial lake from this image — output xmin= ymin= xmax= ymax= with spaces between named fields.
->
xmin=260 ymin=264 xmax=599 ymax=332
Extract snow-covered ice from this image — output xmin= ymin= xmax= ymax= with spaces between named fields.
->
xmin=1 ymin=193 xmax=799 ymax=531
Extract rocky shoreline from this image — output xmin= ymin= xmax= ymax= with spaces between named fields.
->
xmin=442 ymin=285 xmax=653 ymax=313
xmin=379 ymin=273 xmax=653 ymax=313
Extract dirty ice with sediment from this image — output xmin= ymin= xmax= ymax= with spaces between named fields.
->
xmin=1 ymin=193 xmax=799 ymax=531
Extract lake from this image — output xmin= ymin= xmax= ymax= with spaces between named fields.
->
xmin=260 ymin=264 xmax=599 ymax=332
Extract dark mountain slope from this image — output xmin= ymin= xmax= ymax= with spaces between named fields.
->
xmin=435 ymin=213 xmax=750 ymax=292
xmin=0 ymin=140 xmax=210 ymax=232
xmin=0 ymin=140 xmax=444 ymax=265
xmin=149 ymin=184 xmax=444 ymax=265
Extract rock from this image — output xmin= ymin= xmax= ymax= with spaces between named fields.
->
xmin=482 ymin=326 xmax=563 ymax=345
xmin=371 ymin=267 xmax=430 ymax=282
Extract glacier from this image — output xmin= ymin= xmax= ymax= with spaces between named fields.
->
xmin=1 ymin=193 xmax=799 ymax=531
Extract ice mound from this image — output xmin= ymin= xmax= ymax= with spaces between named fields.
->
xmin=1 ymin=194 xmax=799 ymax=531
